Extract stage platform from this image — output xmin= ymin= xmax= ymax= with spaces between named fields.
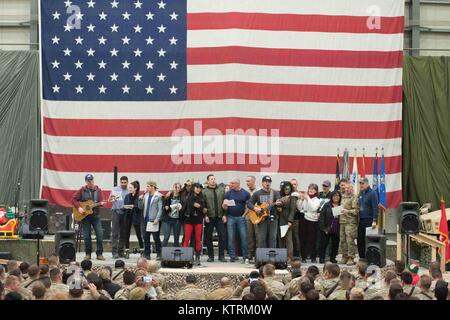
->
xmin=0 ymin=234 xmax=399 ymax=266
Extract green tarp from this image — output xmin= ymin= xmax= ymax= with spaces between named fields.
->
xmin=403 ymin=56 xmax=450 ymax=210
xmin=0 ymin=50 xmax=41 ymax=209
xmin=0 ymin=51 xmax=449 ymax=211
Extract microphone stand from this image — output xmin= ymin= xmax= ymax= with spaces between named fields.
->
xmin=14 ymin=182 xmax=21 ymax=218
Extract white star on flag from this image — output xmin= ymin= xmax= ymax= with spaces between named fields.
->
xmin=146 ymin=36 xmax=154 ymax=45
xmin=110 ymin=48 xmax=119 ymax=56
xmin=157 ymin=73 xmax=166 ymax=82
xmin=158 ymin=24 xmax=166 ymax=33
xmin=52 ymin=12 xmax=60 ymax=20
xmin=146 ymin=12 xmax=154 ymax=20
xmin=75 ymin=85 xmax=84 ymax=93
xmin=87 ymin=0 xmax=95 ymax=8
xmin=110 ymin=73 xmax=119 ymax=81
xmin=146 ymin=61 xmax=154 ymax=69
xmin=63 ymin=48 xmax=72 ymax=56
xmin=99 ymin=12 xmax=107 ymax=20
xmin=122 ymin=60 xmax=130 ymax=69
xmin=122 ymin=85 xmax=130 ymax=93
xmin=63 ymin=72 xmax=72 ymax=81
xmin=169 ymin=37 xmax=178 ymax=45
xmin=134 ymin=25 xmax=142 ymax=33
xmin=122 ymin=12 xmax=131 ymax=20
xmin=52 ymin=60 xmax=60 ymax=69
xmin=74 ymin=36 xmax=83 ymax=45
xmin=134 ymin=73 xmax=142 ymax=81
xmin=86 ymin=73 xmax=96 ymax=81
xmin=158 ymin=48 xmax=166 ymax=57
xmin=158 ymin=1 xmax=166 ymax=9
xmin=122 ymin=36 xmax=131 ymax=45
xmin=110 ymin=0 xmax=119 ymax=9
xmin=74 ymin=60 xmax=83 ymax=69
xmin=98 ymin=36 xmax=107 ymax=45
xmin=98 ymin=85 xmax=107 ymax=93
xmin=170 ymin=12 xmax=178 ymax=20
xmin=52 ymin=36 xmax=60 ymax=44
xmin=86 ymin=48 xmax=95 ymax=56
xmin=134 ymin=48 xmax=142 ymax=57
xmin=134 ymin=1 xmax=142 ymax=9
xmin=98 ymin=60 xmax=107 ymax=69
xmin=170 ymin=61 xmax=178 ymax=70
xmin=169 ymin=85 xmax=178 ymax=94
xmin=52 ymin=84 xmax=60 ymax=93
xmin=87 ymin=24 xmax=95 ymax=32
xmin=145 ymin=85 xmax=154 ymax=94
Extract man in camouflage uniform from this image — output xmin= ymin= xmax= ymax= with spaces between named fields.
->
xmin=207 ymin=277 xmax=234 ymax=300
xmin=339 ymin=182 xmax=359 ymax=265
xmin=260 ymin=264 xmax=285 ymax=300
xmin=47 ymin=268 xmax=69 ymax=297
xmin=400 ymin=271 xmax=416 ymax=297
xmin=413 ymin=274 xmax=436 ymax=300
xmin=4 ymin=275 xmax=32 ymax=300
xmin=21 ymin=264 xmax=40 ymax=290
xmin=114 ymin=270 xmax=137 ymax=300
xmin=284 ymin=269 xmax=302 ymax=300
xmin=315 ymin=263 xmax=340 ymax=298
xmin=328 ymin=271 xmax=354 ymax=300
xmin=175 ymin=275 xmax=207 ymax=300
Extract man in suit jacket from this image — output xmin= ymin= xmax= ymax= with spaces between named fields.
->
xmin=139 ymin=181 xmax=163 ymax=259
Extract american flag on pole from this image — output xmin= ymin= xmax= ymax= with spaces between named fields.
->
xmin=40 ymin=0 xmax=404 ymax=208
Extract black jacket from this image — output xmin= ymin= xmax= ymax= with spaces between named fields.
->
xmin=183 ymin=192 xmax=205 ymax=225
xmin=124 ymin=193 xmax=141 ymax=225
xmin=318 ymin=202 xmax=334 ymax=232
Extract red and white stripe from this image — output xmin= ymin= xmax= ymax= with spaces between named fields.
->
xmin=41 ymin=0 xmax=404 ymax=207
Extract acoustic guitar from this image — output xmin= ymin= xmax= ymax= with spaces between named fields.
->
xmin=248 ymin=196 xmax=290 ymax=225
xmin=72 ymin=196 xmax=118 ymax=222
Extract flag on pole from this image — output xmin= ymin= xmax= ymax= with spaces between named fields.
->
xmin=342 ymin=149 xmax=350 ymax=180
xmin=438 ymin=198 xmax=450 ymax=264
xmin=372 ymin=150 xmax=379 ymax=196
xmin=360 ymin=149 xmax=366 ymax=178
xmin=379 ymin=151 xmax=386 ymax=207
xmin=351 ymin=151 xmax=359 ymax=195
xmin=334 ymin=151 xmax=341 ymax=190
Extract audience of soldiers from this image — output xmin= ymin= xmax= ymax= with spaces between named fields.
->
xmin=0 ymin=255 xmax=448 ymax=301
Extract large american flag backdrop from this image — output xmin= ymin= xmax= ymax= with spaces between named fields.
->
xmin=40 ymin=0 xmax=404 ymax=208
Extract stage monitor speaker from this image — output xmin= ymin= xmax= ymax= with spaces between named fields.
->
xmin=0 ymin=252 xmax=12 ymax=260
xmin=366 ymin=234 xmax=386 ymax=268
xmin=48 ymin=212 xmax=67 ymax=235
xmin=19 ymin=223 xmax=44 ymax=239
xmin=161 ymin=247 xmax=193 ymax=268
xmin=255 ymin=248 xmax=288 ymax=269
xmin=101 ymin=219 xmax=111 ymax=240
xmin=29 ymin=199 xmax=48 ymax=232
xmin=399 ymin=202 xmax=420 ymax=235
xmin=55 ymin=230 xmax=76 ymax=263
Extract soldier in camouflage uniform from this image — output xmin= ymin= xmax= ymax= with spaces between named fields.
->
xmin=207 ymin=277 xmax=234 ymax=300
xmin=328 ymin=271 xmax=354 ymax=300
xmin=283 ymin=269 xmax=302 ymax=300
xmin=315 ymin=263 xmax=340 ymax=298
xmin=114 ymin=270 xmax=136 ymax=300
xmin=339 ymin=182 xmax=359 ymax=265
xmin=400 ymin=271 xmax=417 ymax=297
xmin=175 ymin=275 xmax=207 ymax=300
xmin=148 ymin=260 xmax=167 ymax=292
xmin=4 ymin=275 xmax=32 ymax=300
xmin=47 ymin=268 xmax=69 ymax=297
xmin=413 ymin=275 xmax=436 ymax=300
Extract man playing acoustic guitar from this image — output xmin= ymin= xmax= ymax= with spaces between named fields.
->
xmin=247 ymin=176 xmax=282 ymax=249
xmin=72 ymin=174 xmax=106 ymax=261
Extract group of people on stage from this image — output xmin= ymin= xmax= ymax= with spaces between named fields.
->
xmin=71 ymin=173 xmax=380 ymax=266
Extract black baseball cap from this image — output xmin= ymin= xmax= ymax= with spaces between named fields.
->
xmin=85 ymin=174 xmax=94 ymax=181
xmin=262 ymin=176 xmax=272 ymax=182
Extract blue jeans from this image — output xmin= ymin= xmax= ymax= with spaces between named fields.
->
xmin=141 ymin=218 xmax=162 ymax=257
xmin=162 ymin=218 xmax=181 ymax=247
xmin=81 ymin=214 xmax=103 ymax=256
xmin=227 ymin=215 xmax=248 ymax=259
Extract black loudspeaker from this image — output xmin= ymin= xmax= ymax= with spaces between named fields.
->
xmin=55 ymin=231 xmax=76 ymax=263
xmin=0 ymin=252 xmax=12 ymax=260
xmin=48 ymin=212 xmax=67 ymax=235
xmin=366 ymin=234 xmax=386 ymax=268
xmin=20 ymin=223 xmax=44 ymax=239
xmin=399 ymin=202 xmax=420 ymax=235
xmin=29 ymin=199 xmax=48 ymax=232
xmin=255 ymin=248 xmax=288 ymax=269
xmin=161 ymin=247 xmax=193 ymax=268
xmin=101 ymin=219 xmax=111 ymax=240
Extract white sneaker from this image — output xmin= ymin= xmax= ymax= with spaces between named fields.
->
xmin=245 ymin=258 xmax=249 ymax=265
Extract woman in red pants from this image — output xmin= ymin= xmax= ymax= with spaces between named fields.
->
xmin=182 ymin=183 xmax=205 ymax=265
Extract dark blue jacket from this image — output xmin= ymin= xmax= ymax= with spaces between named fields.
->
xmin=358 ymin=187 xmax=379 ymax=221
